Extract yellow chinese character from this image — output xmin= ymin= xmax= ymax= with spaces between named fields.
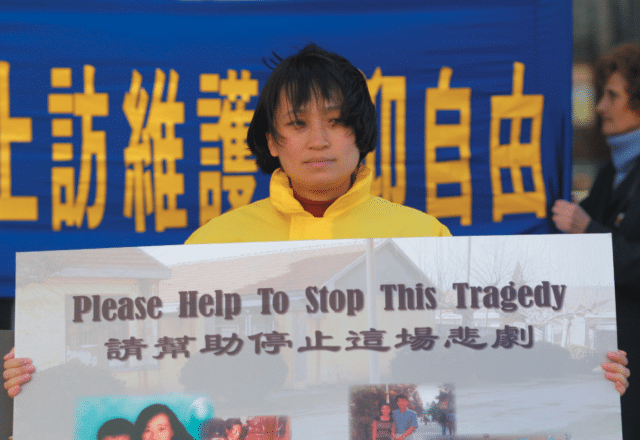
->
xmin=123 ymin=69 xmax=187 ymax=233
xmin=366 ymin=67 xmax=406 ymax=204
xmin=198 ymin=71 xmax=257 ymax=225
xmin=147 ymin=69 xmax=186 ymax=232
xmin=199 ymin=171 xmax=221 ymax=225
xmin=201 ymin=69 xmax=258 ymax=174
xmin=50 ymin=65 xmax=109 ymax=230
xmin=122 ymin=70 xmax=152 ymax=232
xmin=199 ymin=173 xmax=258 ymax=223
xmin=198 ymin=73 xmax=222 ymax=225
xmin=223 ymin=175 xmax=256 ymax=210
xmin=490 ymin=62 xmax=546 ymax=222
xmin=0 ymin=61 xmax=37 ymax=221
xmin=425 ymin=67 xmax=472 ymax=226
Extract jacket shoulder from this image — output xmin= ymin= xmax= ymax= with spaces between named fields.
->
xmin=359 ymin=197 xmax=452 ymax=237
xmin=184 ymin=198 xmax=284 ymax=244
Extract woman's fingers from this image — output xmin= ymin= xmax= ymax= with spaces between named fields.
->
xmin=3 ymin=349 xmax=34 ymax=398
xmin=6 ymin=383 xmax=23 ymax=398
xmin=615 ymin=381 xmax=627 ymax=396
xmin=603 ymin=350 xmax=630 ymax=396
xmin=607 ymin=350 xmax=628 ymax=366
xmin=3 ymin=358 xmax=33 ymax=380
xmin=3 ymin=369 xmax=33 ymax=398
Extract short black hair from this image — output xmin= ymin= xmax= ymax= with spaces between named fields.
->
xmin=396 ymin=394 xmax=409 ymax=401
xmin=200 ymin=417 xmax=226 ymax=440
xmin=248 ymin=43 xmax=377 ymax=174
xmin=225 ymin=418 xmax=248 ymax=440
xmin=225 ymin=418 xmax=242 ymax=431
xmin=97 ymin=418 xmax=134 ymax=440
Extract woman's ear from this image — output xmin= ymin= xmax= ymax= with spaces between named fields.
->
xmin=266 ymin=132 xmax=279 ymax=158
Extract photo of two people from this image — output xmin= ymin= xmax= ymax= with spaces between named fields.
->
xmin=80 ymin=395 xmax=290 ymax=440
xmin=350 ymin=383 xmax=456 ymax=440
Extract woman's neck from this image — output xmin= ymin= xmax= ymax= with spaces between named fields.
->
xmin=607 ymin=126 xmax=640 ymax=169
xmin=290 ymin=171 xmax=357 ymax=216
xmin=288 ymin=170 xmax=358 ymax=203
xmin=293 ymin=192 xmax=337 ymax=217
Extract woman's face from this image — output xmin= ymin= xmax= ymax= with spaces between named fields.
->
xmin=596 ymin=72 xmax=640 ymax=136
xmin=226 ymin=424 xmax=242 ymax=440
xmin=381 ymin=405 xmax=391 ymax=416
xmin=266 ymin=88 xmax=361 ymax=201
xmin=142 ymin=413 xmax=174 ymax=440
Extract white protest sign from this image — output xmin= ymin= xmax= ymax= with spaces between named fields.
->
xmin=15 ymin=235 xmax=621 ymax=440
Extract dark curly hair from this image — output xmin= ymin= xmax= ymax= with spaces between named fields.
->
xmin=133 ymin=404 xmax=194 ymax=440
xmin=595 ymin=43 xmax=640 ymax=113
xmin=247 ymin=43 xmax=377 ymax=174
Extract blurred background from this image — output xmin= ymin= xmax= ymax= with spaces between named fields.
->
xmin=572 ymin=0 xmax=640 ymax=200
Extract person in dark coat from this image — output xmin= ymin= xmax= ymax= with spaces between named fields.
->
xmin=552 ymin=42 xmax=639 ymax=439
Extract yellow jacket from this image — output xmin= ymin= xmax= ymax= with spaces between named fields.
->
xmin=185 ymin=166 xmax=451 ymax=244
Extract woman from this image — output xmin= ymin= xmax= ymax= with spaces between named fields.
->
xmin=552 ymin=42 xmax=640 ymax=438
xmin=134 ymin=404 xmax=194 ymax=440
xmin=3 ymin=44 xmax=631 ymax=398
xmin=371 ymin=403 xmax=395 ymax=440
xmin=185 ymin=44 xmax=450 ymax=244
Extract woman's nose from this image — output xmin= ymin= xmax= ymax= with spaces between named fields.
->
xmin=308 ymin=123 xmax=329 ymax=148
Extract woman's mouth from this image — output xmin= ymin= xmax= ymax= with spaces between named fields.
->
xmin=304 ymin=158 xmax=335 ymax=167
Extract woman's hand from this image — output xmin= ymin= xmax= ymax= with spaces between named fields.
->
xmin=3 ymin=348 xmax=34 ymax=398
xmin=603 ymin=350 xmax=630 ymax=396
xmin=551 ymin=200 xmax=591 ymax=233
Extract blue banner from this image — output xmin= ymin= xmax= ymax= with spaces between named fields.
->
xmin=0 ymin=0 xmax=573 ymax=297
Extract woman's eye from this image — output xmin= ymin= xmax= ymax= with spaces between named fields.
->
xmin=330 ymin=118 xmax=344 ymax=126
xmin=288 ymin=119 xmax=305 ymax=127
